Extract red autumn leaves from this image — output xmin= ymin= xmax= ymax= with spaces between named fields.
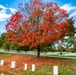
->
xmin=6 ymin=12 xmax=22 ymax=32
xmin=6 ymin=0 xmax=71 ymax=49
xmin=0 ymin=55 xmax=54 ymax=72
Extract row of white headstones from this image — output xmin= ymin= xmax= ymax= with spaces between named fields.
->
xmin=0 ymin=60 xmax=58 ymax=75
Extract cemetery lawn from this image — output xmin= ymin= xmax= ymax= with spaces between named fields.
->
xmin=0 ymin=52 xmax=76 ymax=75
xmin=0 ymin=52 xmax=12 ymax=59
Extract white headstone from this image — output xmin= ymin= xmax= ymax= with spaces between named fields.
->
xmin=53 ymin=66 xmax=58 ymax=75
xmin=0 ymin=60 xmax=5 ymax=65
xmin=24 ymin=64 xmax=27 ymax=70
xmin=10 ymin=61 xmax=16 ymax=68
xmin=32 ymin=64 xmax=35 ymax=71
xmin=1 ymin=74 xmax=4 ymax=75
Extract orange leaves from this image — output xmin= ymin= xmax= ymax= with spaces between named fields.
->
xmin=30 ymin=0 xmax=43 ymax=18
xmin=32 ymin=0 xmax=42 ymax=6
xmin=10 ymin=12 xmax=22 ymax=22
xmin=6 ymin=12 xmax=22 ymax=32
xmin=32 ymin=9 xmax=42 ymax=18
xmin=6 ymin=31 xmax=15 ymax=38
xmin=43 ymin=10 xmax=52 ymax=21
xmin=6 ymin=0 xmax=71 ymax=49
xmin=6 ymin=31 xmax=18 ymax=41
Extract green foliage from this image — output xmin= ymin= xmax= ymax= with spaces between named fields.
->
xmin=66 ymin=18 xmax=75 ymax=36
xmin=0 ymin=33 xmax=6 ymax=48
xmin=41 ymin=42 xmax=54 ymax=52
xmin=3 ymin=40 xmax=10 ymax=51
xmin=17 ymin=46 xmax=29 ymax=52
xmin=0 ymin=40 xmax=3 ymax=48
xmin=74 ymin=40 xmax=76 ymax=47
xmin=10 ymin=41 xmax=19 ymax=50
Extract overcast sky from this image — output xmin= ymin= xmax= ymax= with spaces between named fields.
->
xmin=0 ymin=0 xmax=76 ymax=33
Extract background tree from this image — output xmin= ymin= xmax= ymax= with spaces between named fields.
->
xmin=17 ymin=46 xmax=29 ymax=52
xmin=6 ymin=0 xmax=72 ymax=57
xmin=66 ymin=18 xmax=75 ymax=37
xmin=10 ymin=41 xmax=19 ymax=50
xmin=0 ymin=33 xmax=6 ymax=48
xmin=0 ymin=39 xmax=3 ymax=48
xmin=41 ymin=42 xmax=54 ymax=52
xmin=3 ymin=40 xmax=10 ymax=51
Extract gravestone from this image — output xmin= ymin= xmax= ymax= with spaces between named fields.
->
xmin=24 ymin=64 xmax=28 ymax=70
xmin=32 ymin=64 xmax=35 ymax=71
xmin=0 ymin=60 xmax=5 ymax=65
xmin=53 ymin=66 xmax=58 ymax=75
xmin=10 ymin=61 xmax=16 ymax=68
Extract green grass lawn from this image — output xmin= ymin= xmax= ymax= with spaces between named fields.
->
xmin=48 ymin=52 xmax=76 ymax=59
xmin=0 ymin=52 xmax=12 ymax=60
xmin=48 ymin=55 xmax=76 ymax=59
xmin=2 ymin=64 xmax=76 ymax=75
xmin=0 ymin=52 xmax=76 ymax=75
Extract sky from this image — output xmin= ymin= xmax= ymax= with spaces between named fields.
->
xmin=0 ymin=0 xmax=76 ymax=34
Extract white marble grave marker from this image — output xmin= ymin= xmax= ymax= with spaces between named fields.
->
xmin=24 ymin=64 xmax=27 ymax=70
xmin=0 ymin=60 xmax=4 ymax=65
xmin=53 ymin=66 xmax=58 ymax=75
xmin=10 ymin=61 xmax=16 ymax=68
xmin=1 ymin=74 xmax=4 ymax=75
xmin=32 ymin=64 xmax=35 ymax=71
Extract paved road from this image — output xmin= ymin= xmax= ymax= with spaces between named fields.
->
xmin=0 ymin=49 xmax=76 ymax=59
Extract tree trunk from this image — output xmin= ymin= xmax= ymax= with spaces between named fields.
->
xmin=37 ymin=45 xmax=41 ymax=57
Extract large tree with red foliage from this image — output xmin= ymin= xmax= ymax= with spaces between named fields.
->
xmin=6 ymin=0 xmax=72 ymax=57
